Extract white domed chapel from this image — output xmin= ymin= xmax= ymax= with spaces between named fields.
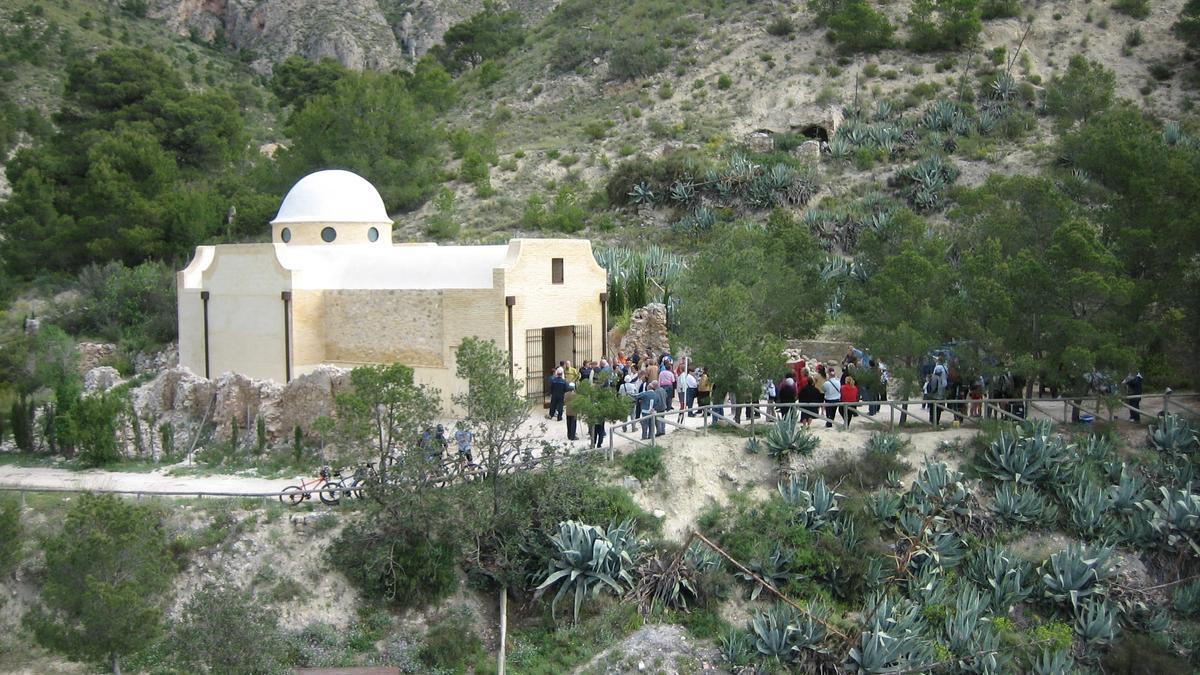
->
xmin=177 ymin=170 xmax=608 ymax=409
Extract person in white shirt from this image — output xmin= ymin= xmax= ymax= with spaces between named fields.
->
xmin=822 ymin=370 xmax=842 ymax=428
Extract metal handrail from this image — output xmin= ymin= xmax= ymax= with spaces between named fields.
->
xmin=606 ymin=390 xmax=1198 ymax=453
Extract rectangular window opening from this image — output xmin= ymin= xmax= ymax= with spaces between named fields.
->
xmin=552 ymin=257 xmax=564 ymax=284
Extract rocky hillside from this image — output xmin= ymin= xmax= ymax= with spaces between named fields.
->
xmin=150 ymin=0 xmax=563 ymax=73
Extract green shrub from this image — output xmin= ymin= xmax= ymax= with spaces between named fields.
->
xmin=828 ymin=0 xmax=895 ymax=53
xmin=425 ymin=188 xmax=459 ymax=240
xmin=619 ymin=445 xmax=665 ymax=482
xmin=766 ymin=16 xmax=796 ymax=36
xmin=609 ymin=38 xmax=669 ymax=80
xmin=818 ymin=449 xmax=910 ymax=493
xmin=716 ymin=73 xmax=733 ymax=89
xmin=0 ymin=495 xmax=21 ymax=575
xmin=1113 ymin=0 xmax=1150 ymax=19
xmin=906 ymin=0 xmax=983 ymax=53
xmin=1150 ymin=62 xmax=1174 ymax=81
xmin=168 ymin=585 xmax=286 ymax=673
xmin=980 ymin=0 xmax=1019 ymax=19
xmin=330 ymin=520 xmax=460 ymax=609
xmin=550 ymin=31 xmax=600 ymax=73
xmin=431 ymin=5 xmax=526 ymax=74
xmin=53 ymin=261 xmax=177 ymax=350
xmin=420 ymin=608 xmax=486 ymax=670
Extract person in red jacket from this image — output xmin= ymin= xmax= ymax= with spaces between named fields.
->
xmin=840 ymin=375 xmax=860 ymax=427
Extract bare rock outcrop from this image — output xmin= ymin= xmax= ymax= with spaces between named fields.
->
xmin=276 ymin=365 xmax=351 ymax=437
xmin=126 ymin=364 xmax=350 ymax=453
xmin=83 ymin=366 xmax=125 ymax=394
xmin=152 ymin=0 xmax=404 ymax=73
xmin=150 ymin=0 xmax=562 ymax=74
xmin=619 ymin=303 xmax=669 ymax=359
xmin=76 ymin=342 xmax=117 ymax=374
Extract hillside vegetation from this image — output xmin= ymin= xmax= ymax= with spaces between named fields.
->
xmin=1 ymin=1 xmax=1200 ymax=673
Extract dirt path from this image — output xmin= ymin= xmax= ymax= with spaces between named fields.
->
xmin=0 ymin=465 xmax=292 ymax=495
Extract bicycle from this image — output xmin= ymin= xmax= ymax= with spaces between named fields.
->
xmin=279 ymin=466 xmax=342 ymax=506
xmin=349 ymin=461 xmax=378 ymax=499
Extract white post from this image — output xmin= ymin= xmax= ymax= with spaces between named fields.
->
xmin=498 ymin=586 xmax=508 ymax=675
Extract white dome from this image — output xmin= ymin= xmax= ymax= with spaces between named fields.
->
xmin=271 ymin=170 xmax=393 ymax=225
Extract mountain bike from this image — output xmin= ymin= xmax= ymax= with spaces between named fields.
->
xmin=279 ymin=466 xmax=342 ymax=506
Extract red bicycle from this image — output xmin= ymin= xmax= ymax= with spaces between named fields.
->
xmin=279 ymin=466 xmax=342 ymax=506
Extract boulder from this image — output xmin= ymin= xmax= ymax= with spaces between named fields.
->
xmin=792 ymin=140 xmax=822 ymax=161
xmin=276 ymin=365 xmax=351 ymax=438
xmin=76 ymin=342 xmax=117 ymax=374
xmin=620 ymin=303 xmax=670 ymax=359
xmin=745 ymin=130 xmax=774 ymax=154
xmin=83 ymin=366 xmax=124 ymax=394
xmin=134 ymin=342 xmax=179 ymax=375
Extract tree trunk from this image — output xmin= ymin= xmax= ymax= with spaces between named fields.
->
xmin=112 ymin=654 xmax=121 ymax=675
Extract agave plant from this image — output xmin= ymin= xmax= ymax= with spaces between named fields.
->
xmin=636 ymin=542 xmax=718 ymax=613
xmin=965 ymin=543 xmax=1030 ymax=588
xmin=748 ymin=600 xmax=796 ymax=658
xmin=828 ymin=135 xmax=853 ymax=160
xmin=990 ymin=483 xmax=1057 ymax=527
xmin=1073 ymin=598 xmax=1120 ymax=646
xmin=1031 ymin=649 xmax=1076 ymax=675
xmin=535 ymin=520 xmax=641 ymax=622
xmin=869 ymin=489 xmax=904 ymax=523
xmin=718 ymin=628 xmax=755 ymax=668
xmin=1079 ymin=434 xmax=1115 ymax=462
xmin=990 ymin=72 xmax=1018 ymax=101
xmin=1108 ymin=465 xmax=1146 ymax=513
xmin=873 ymin=99 xmax=894 ymax=121
xmin=909 ymin=529 xmax=966 ymax=573
xmin=941 ymin=586 xmax=1002 ymax=672
xmin=1173 ymin=579 xmax=1200 ymax=617
xmin=846 ymin=594 xmax=934 ymax=673
xmin=1141 ymin=487 xmax=1200 ymax=555
xmin=974 ymin=109 xmax=1000 ymax=136
xmin=1149 ymin=414 xmax=1199 ymax=455
xmin=1119 ymin=597 xmax=1170 ymax=633
xmin=739 ymin=542 xmax=795 ymax=600
xmin=866 ymin=431 xmax=909 ymax=456
xmin=1041 ymin=543 xmax=1113 ymax=609
xmin=1164 ymin=121 xmax=1185 ymax=146
xmin=628 ymin=182 xmax=656 ymax=205
xmin=764 ymin=412 xmax=819 ymax=460
xmin=865 ymin=557 xmax=890 ymax=589
xmin=1068 ymin=479 xmax=1111 ymax=537
xmin=922 ymin=99 xmax=960 ymax=132
xmin=912 ymin=461 xmax=973 ymax=517
xmin=778 ymin=474 xmax=812 ymax=505
xmin=749 ymin=603 xmax=827 ymax=662
xmin=984 ymin=429 xmax=1068 ymax=486
xmin=777 ymin=475 xmax=843 ymax=530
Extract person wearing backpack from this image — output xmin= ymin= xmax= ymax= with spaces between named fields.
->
xmin=930 ymin=356 xmax=949 ymax=427
xmin=1124 ymin=370 xmax=1144 ymax=422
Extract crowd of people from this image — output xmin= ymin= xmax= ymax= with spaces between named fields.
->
xmin=542 ymin=345 xmax=1152 ymax=443
xmin=541 ymin=347 xmax=896 ymax=443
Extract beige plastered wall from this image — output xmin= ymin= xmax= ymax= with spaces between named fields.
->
xmin=502 ymin=239 xmax=608 ymax=398
xmin=177 ymin=244 xmax=290 ymax=382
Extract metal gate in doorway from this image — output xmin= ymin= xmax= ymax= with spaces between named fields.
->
xmin=525 ymin=329 xmax=543 ymax=404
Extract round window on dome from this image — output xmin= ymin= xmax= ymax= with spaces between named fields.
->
xmin=321 ymin=227 xmax=337 ymax=243
xmin=368 ymin=227 xmax=379 ymax=242
xmin=280 ymin=227 xmax=291 ymax=243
